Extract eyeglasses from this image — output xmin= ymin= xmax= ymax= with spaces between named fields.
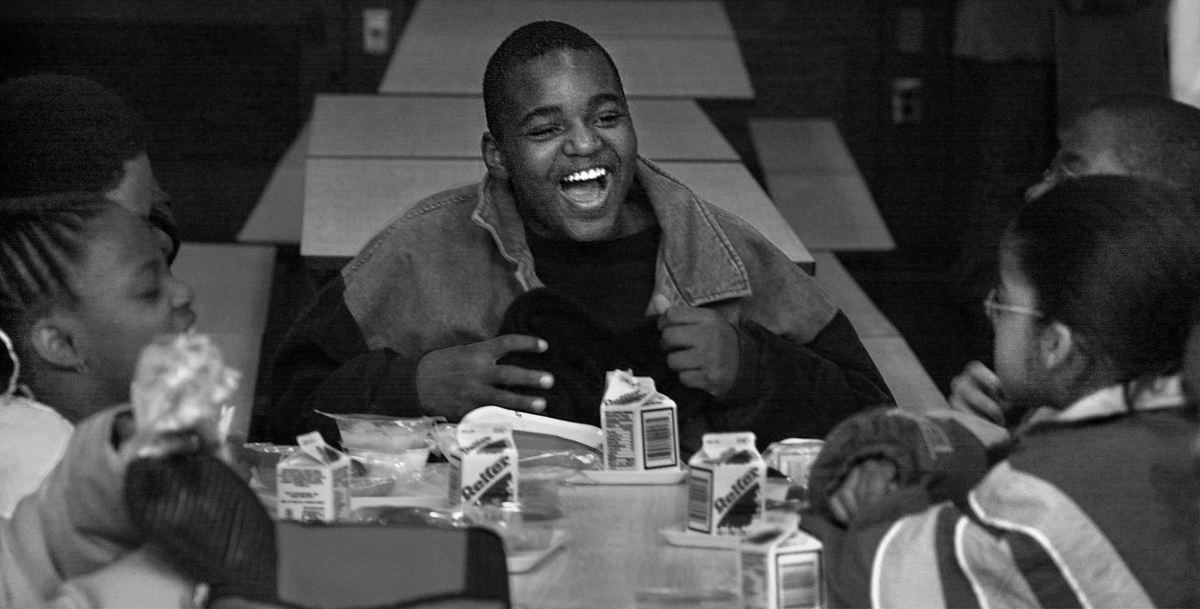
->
xmin=983 ymin=288 xmax=1043 ymax=323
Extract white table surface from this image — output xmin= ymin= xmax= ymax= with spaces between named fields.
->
xmin=509 ymin=482 xmax=739 ymax=609
xmin=749 ymin=119 xmax=895 ymax=252
xmin=380 ymin=31 xmax=753 ymax=98
xmin=172 ymin=242 xmax=276 ymax=436
xmin=238 ymin=123 xmax=310 ymax=244
xmin=301 ymin=158 xmax=813 ymax=270
xmin=861 ymin=336 xmax=948 ymax=413
xmin=749 ymin=119 xmax=863 ymax=177
xmin=761 ymin=174 xmax=895 ymax=252
xmin=308 ymin=95 xmax=739 ymax=162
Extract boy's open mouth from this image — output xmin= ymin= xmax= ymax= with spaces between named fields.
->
xmin=559 ymin=167 xmax=610 ymax=210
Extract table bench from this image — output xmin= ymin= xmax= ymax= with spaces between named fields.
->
xmin=172 ymin=242 xmax=277 ymax=435
xmin=749 ymin=118 xmax=894 ymax=252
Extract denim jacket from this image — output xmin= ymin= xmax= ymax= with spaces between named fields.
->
xmin=343 ymin=157 xmax=837 ymax=355
xmin=261 ymin=158 xmax=889 ymax=446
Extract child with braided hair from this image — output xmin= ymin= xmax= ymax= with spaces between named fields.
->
xmin=1 ymin=332 xmax=278 ymax=607
xmin=0 ymin=192 xmax=195 ymax=517
xmin=0 ymin=195 xmax=278 ymax=606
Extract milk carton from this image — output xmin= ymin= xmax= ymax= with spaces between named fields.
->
xmin=277 ymin=431 xmax=351 ymax=522
xmin=740 ymin=515 xmax=825 ymax=609
xmin=600 ymin=370 xmax=679 ymax=471
xmin=687 ymin=432 xmax=764 ymax=535
xmin=448 ymin=423 xmax=518 ymax=507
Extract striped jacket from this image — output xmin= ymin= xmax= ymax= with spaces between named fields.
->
xmin=824 ymin=378 xmax=1199 ymax=608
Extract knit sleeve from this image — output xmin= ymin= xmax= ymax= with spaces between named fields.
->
xmin=709 ymin=312 xmax=892 ymax=446
xmin=259 ymin=274 xmax=425 ymax=447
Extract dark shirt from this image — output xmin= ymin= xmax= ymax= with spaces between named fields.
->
xmin=526 ymin=225 xmax=660 ymax=335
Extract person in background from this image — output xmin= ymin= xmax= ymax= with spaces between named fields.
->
xmin=263 ymin=21 xmax=889 ymax=450
xmin=0 ymin=73 xmax=180 ymax=263
xmin=804 ymin=176 xmax=1200 ymax=608
xmin=0 ymin=193 xmax=195 ymax=517
xmin=949 ymin=92 xmax=1200 ymax=427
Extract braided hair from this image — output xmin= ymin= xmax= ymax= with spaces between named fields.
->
xmin=0 ymin=192 xmax=116 ymax=376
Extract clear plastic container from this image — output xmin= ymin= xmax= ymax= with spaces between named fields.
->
xmin=318 ymin=411 xmax=436 ymax=453
xmin=238 ymin=442 xmax=297 ymax=491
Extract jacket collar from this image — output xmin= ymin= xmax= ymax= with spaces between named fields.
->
xmin=1052 ymin=375 xmax=1186 ymax=424
xmin=471 ymin=156 xmax=752 ymax=306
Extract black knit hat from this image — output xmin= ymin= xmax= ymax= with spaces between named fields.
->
xmin=0 ymin=74 xmax=150 ymax=197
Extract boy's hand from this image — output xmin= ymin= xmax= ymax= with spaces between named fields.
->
xmin=652 ymin=295 xmax=739 ymax=397
xmin=416 ymin=335 xmax=554 ymax=419
xmin=948 ymin=361 xmax=1008 ymax=426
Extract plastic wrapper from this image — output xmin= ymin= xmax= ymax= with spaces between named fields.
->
xmin=434 ymin=421 xmax=600 ymax=471
xmin=316 ymin=411 xmax=436 ymax=452
xmin=128 ymin=332 xmax=240 ymax=460
xmin=316 ymin=411 xmax=437 ymax=483
xmin=435 ymin=422 xmax=592 ymax=522
xmin=125 ymin=333 xmax=240 ymax=460
xmin=237 ymin=442 xmax=296 ymax=491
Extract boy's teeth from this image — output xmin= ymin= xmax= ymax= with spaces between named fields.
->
xmin=563 ymin=168 xmax=607 ymax=182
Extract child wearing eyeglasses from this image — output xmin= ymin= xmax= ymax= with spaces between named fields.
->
xmin=803 ymin=175 xmax=1200 ymax=608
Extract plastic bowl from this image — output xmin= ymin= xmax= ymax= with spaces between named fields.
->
xmin=350 ymin=476 xmax=397 ymax=497
xmin=348 ymin=447 xmax=431 ymax=481
xmin=319 ymin=412 xmax=435 ymax=453
xmin=238 ymin=443 xmax=297 ymax=491
xmin=519 ymin=466 xmax=572 ymax=521
xmin=463 ymin=502 xmax=555 ymax=552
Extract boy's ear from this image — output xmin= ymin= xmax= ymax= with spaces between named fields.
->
xmin=29 ymin=316 xmax=85 ymax=372
xmin=481 ymin=132 xmax=510 ymax=180
xmin=1038 ymin=321 xmax=1076 ymax=370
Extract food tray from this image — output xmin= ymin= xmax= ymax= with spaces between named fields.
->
xmin=574 ymin=468 xmax=687 ymax=485
xmin=508 ymin=529 xmax=569 ymax=573
xmin=350 ymin=494 xmax=448 ymax=510
xmin=658 ymin=526 xmax=742 ymax=550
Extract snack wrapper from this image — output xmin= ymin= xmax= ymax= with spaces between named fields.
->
xmin=130 ymin=332 xmax=240 ymax=446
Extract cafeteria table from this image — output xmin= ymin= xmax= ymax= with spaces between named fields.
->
xmin=259 ymin=466 xmax=742 ymax=608
xmin=749 ymin=119 xmax=895 ymax=252
xmin=381 ymin=32 xmax=754 ymax=99
xmin=398 ymin=0 xmax=736 ymax=39
xmin=380 ymin=0 xmax=753 ymax=99
xmin=238 ymin=97 xmax=740 ymax=246
xmin=300 ymin=158 xmax=814 ymax=272
xmin=172 ymin=242 xmax=276 ymax=436
xmin=308 ymin=95 xmax=739 ymax=162
xmin=508 ymin=482 xmax=738 ymax=609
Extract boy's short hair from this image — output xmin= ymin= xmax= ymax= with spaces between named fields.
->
xmin=482 ymin=21 xmax=623 ymax=140
xmin=1088 ymin=93 xmax=1200 ymax=196
xmin=0 ymin=74 xmax=150 ymax=197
